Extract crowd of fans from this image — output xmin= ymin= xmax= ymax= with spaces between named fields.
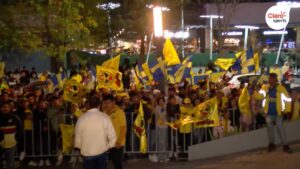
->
xmin=0 ymin=64 xmax=299 ymax=168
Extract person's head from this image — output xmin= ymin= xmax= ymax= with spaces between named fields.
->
xmin=38 ymin=100 xmax=48 ymax=110
xmin=31 ymin=72 xmax=37 ymax=78
xmin=168 ymin=95 xmax=177 ymax=105
xmin=157 ymin=97 xmax=165 ymax=107
xmin=21 ymin=71 xmax=26 ymax=77
xmin=86 ymin=96 xmax=101 ymax=109
xmin=27 ymin=94 xmax=35 ymax=104
xmin=1 ymin=101 xmax=12 ymax=114
xmin=183 ymin=98 xmax=192 ymax=107
xmin=269 ymin=73 xmax=278 ymax=88
xmin=102 ymin=94 xmax=116 ymax=113
xmin=193 ymin=98 xmax=201 ymax=106
xmin=21 ymin=98 xmax=30 ymax=108
xmin=34 ymin=88 xmax=43 ymax=98
xmin=50 ymin=96 xmax=62 ymax=107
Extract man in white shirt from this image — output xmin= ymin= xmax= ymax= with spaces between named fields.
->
xmin=74 ymin=96 xmax=116 ymax=169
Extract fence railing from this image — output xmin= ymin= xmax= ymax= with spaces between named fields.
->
xmin=17 ymin=108 xmax=282 ymax=159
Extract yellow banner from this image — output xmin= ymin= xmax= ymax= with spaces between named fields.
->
xmin=133 ymin=102 xmax=147 ymax=153
xmin=168 ymin=97 xmax=220 ymax=129
xmin=63 ymin=79 xmax=87 ymax=104
xmin=96 ymin=66 xmax=123 ymax=91
xmin=60 ymin=124 xmax=74 ymax=153
xmin=101 ymin=55 xmax=120 ymax=71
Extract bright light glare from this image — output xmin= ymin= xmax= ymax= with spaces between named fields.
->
xmin=200 ymin=15 xmax=224 ymax=19
xmin=146 ymin=4 xmax=170 ymax=11
xmin=153 ymin=7 xmax=163 ymax=37
xmin=235 ymin=25 xmax=259 ymax=30
xmin=96 ymin=3 xmax=121 ymax=10
xmin=164 ymin=30 xmax=189 ymax=39
xmin=222 ymin=31 xmax=243 ymax=36
xmin=263 ymin=30 xmax=288 ymax=35
xmin=277 ymin=1 xmax=300 ymax=8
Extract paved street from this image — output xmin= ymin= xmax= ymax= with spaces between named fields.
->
xmin=21 ymin=142 xmax=300 ymax=169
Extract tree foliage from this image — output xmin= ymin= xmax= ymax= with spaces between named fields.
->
xmin=0 ymin=0 xmax=106 ymax=59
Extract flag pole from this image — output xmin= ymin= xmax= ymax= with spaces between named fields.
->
xmin=276 ymin=27 xmax=286 ymax=65
xmin=146 ymin=33 xmax=154 ymax=64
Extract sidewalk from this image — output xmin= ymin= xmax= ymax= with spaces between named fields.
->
xmin=21 ymin=142 xmax=300 ymax=169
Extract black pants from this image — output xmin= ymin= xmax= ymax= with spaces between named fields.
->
xmin=110 ymin=147 xmax=123 ymax=169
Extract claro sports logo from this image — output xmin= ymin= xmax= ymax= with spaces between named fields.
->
xmin=267 ymin=11 xmax=288 ymax=23
xmin=265 ymin=5 xmax=290 ymax=30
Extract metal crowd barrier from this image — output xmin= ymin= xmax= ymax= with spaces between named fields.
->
xmin=19 ymin=108 xmax=270 ymax=159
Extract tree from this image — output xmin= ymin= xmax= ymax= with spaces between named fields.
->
xmin=0 ymin=0 xmax=107 ymax=70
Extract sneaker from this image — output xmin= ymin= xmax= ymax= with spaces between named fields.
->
xmin=19 ymin=152 xmax=25 ymax=161
xmin=69 ymin=157 xmax=76 ymax=163
xmin=79 ymin=157 xmax=83 ymax=163
xmin=283 ymin=145 xmax=293 ymax=154
xmin=148 ymin=155 xmax=153 ymax=161
xmin=57 ymin=152 xmax=63 ymax=161
xmin=267 ymin=143 xmax=276 ymax=152
xmin=28 ymin=161 xmax=37 ymax=167
xmin=56 ymin=159 xmax=63 ymax=166
xmin=45 ymin=159 xmax=51 ymax=166
xmin=38 ymin=160 xmax=44 ymax=167
xmin=152 ymin=155 xmax=158 ymax=162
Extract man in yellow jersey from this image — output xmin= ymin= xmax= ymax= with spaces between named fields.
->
xmin=102 ymin=94 xmax=127 ymax=169
xmin=179 ymin=98 xmax=195 ymax=152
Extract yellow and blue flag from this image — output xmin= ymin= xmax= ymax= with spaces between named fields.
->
xmin=169 ymin=56 xmax=192 ymax=83
xmin=232 ymin=47 xmax=256 ymax=74
xmin=192 ymin=74 xmax=208 ymax=85
xmin=149 ymin=57 xmax=166 ymax=82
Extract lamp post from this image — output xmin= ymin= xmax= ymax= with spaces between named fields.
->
xmin=146 ymin=5 xmax=169 ymax=62
xmin=97 ymin=3 xmax=121 ymax=54
xmin=234 ymin=25 xmax=259 ymax=49
xmin=200 ymin=15 xmax=223 ymax=61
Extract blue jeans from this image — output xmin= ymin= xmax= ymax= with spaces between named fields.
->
xmin=0 ymin=147 xmax=16 ymax=169
xmin=266 ymin=115 xmax=288 ymax=146
xmin=82 ymin=152 xmax=107 ymax=169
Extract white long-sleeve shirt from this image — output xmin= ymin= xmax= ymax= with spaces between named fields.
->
xmin=74 ymin=108 xmax=116 ymax=157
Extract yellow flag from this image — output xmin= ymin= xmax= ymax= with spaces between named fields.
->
xmin=142 ymin=63 xmax=154 ymax=83
xmin=210 ymin=72 xmax=226 ymax=83
xmin=0 ymin=62 xmax=5 ymax=78
xmin=63 ymin=79 xmax=87 ymax=104
xmin=168 ymin=97 xmax=220 ymax=129
xmin=253 ymin=53 xmax=260 ymax=72
xmin=133 ymin=102 xmax=147 ymax=153
xmin=102 ymin=55 xmax=120 ymax=71
xmin=163 ymin=38 xmax=181 ymax=66
xmin=238 ymin=87 xmax=251 ymax=115
xmin=96 ymin=66 xmax=123 ymax=91
xmin=60 ymin=124 xmax=74 ymax=153
xmin=195 ymin=97 xmax=220 ymax=128
xmin=71 ymin=74 xmax=82 ymax=83
xmin=214 ymin=58 xmax=236 ymax=70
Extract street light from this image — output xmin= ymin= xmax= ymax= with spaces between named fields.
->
xmin=200 ymin=15 xmax=223 ymax=61
xmin=96 ymin=2 xmax=121 ymax=52
xmin=234 ymin=25 xmax=259 ymax=49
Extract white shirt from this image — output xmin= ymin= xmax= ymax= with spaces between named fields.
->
xmin=74 ymin=108 xmax=116 ymax=156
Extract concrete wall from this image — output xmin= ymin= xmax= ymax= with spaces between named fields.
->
xmin=188 ymin=120 xmax=300 ymax=161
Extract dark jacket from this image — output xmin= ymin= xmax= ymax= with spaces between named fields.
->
xmin=0 ymin=113 xmax=23 ymax=149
